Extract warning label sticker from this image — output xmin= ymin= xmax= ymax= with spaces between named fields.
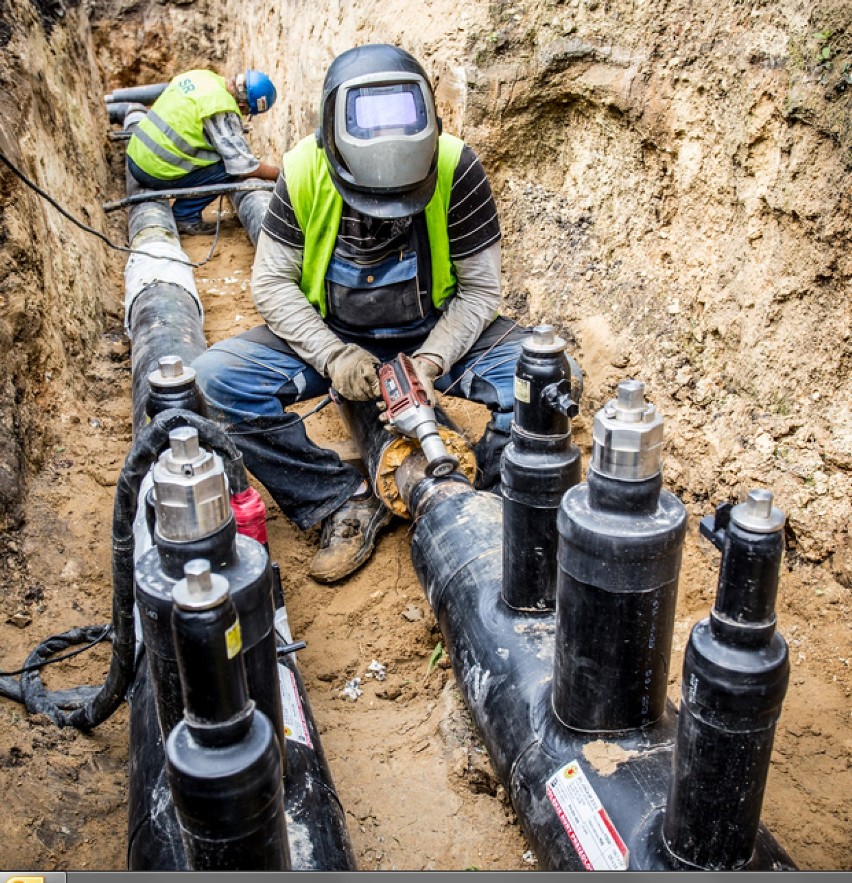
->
xmin=514 ymin=376 xmax=531 ymax=404
xmin=278 ymin=663 xmax=313 ymax=748
xmin=545 ymin=759 xmax=630 ymax=870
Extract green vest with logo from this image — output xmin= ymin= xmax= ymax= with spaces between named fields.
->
xmin=283 ymin=133 xmax=464 ymax=317
xmin=127 ymin=70 xmax=241 ymax=180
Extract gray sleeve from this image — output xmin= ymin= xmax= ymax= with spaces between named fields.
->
xmin=413 ymin=241 xmax=502 ymax=373
xmin=251 ymin=230 xmax=347 ymax=375
xmin=202 ymin=112 xmax=260 ymax=176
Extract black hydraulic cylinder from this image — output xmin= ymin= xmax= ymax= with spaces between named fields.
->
xmin=127 ymin=636 xmax=357 ymax=870
xmin=171 ymin=560 xmax=253 ymax=746
xmin=501 ymin=325 xmax=581 ymax=610
xmin=661 ymin=490 xmax=790 ymax=870
xmin=165 ymin=559 xmax=290 ymax=870
xmin=552 ymin=381 xmax=687 ymax=731
xmin=135 ymin=519 xmax=283 ymax=746
xmin=134 ymin=428 xmax=283 ymax=747
xmin=553 ymin=469 xmax=686 ymax=731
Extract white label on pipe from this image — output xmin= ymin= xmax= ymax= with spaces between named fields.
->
xmin=545 ymin=759 xmax=630 ymax=870
xmin=278 ymin=662 xmax=313 ymax=748
xmin=514 ymin=376 xmax=531 ymax=403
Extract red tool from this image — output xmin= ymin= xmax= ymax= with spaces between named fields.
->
xmin=378 ymin=354 xmax=459 ymax=477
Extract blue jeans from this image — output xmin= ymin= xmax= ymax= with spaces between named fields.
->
xmin=127 ymin=157 xmax=236 ymax=223
xmin=193 ymin=321 xmax=527 ymax=529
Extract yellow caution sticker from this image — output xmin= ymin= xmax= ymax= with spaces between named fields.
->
xmin=514 ymin=376 xmax=531 ymax=404
xmin=225 ymin=619 xmax=243 ymax=659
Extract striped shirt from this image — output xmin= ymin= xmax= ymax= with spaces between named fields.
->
xmin=261 ymin=144 xmax=501 ymax=260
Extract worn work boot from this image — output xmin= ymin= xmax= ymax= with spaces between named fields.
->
xmin=308 ymin=492 xmax=394 ymax=584
xmin=176 ymin=218 xmax=217 ymax=236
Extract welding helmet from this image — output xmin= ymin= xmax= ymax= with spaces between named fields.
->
xmin=318 ymin=44 xmax=440 ymax=219
xmin=236 ymin=69 xmax=277 ymax=115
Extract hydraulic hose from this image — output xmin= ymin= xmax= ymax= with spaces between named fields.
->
xmin=16 ymin=410 xmax=248 ymax=729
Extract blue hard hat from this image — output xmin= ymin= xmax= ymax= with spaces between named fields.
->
xmin=242 ymin=69 xmax=277 ymax=115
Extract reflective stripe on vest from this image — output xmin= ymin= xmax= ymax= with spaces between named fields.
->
xmin=126 ymin=70 xmax=240 ymax=180
xmin=283 ymin=133 xmax=464 ymax=317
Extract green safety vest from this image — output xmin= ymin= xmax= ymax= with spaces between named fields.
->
xmin=127 ymin=70 xmax=241 ymax=180
xmin=283 ymin=133 xmax=465 ymax=317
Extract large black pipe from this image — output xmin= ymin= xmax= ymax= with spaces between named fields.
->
xmin=339 ymin=387 xmax=795 ymax=870
xmin=230 ymin=189 xmax=273 ymax=246
xmin=106 ymin=82 xmax=168 ymax=105
xmin=123 ymin=107 xmax=206 ymax=435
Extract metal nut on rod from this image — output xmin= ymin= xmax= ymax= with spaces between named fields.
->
xmin=172 ymin=558 xmax=230 ymax=611
xmin=152 ymin=427 xmax=230 ymax=541
xmin=148 ymin=354 xmax=197 ymax=389
xmin=592 ymin=379 xmax=664 ymax=481
xmin=730 ymin=488 xmax=785 ymax=534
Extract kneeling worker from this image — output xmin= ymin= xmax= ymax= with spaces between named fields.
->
xmin=194 ymin=44 xmax=530 ymax=582
xmin=126 ymin=68 xmax=280 ymax=234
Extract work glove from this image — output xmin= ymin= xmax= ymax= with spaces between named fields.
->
xmin=410 ymin=355 xmax=442 ymax=406
xmin=326 ymin=345 xmax=381 ymax=401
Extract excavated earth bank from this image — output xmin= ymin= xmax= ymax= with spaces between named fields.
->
xmin=0 ymin=0 xmax=849 ymax=871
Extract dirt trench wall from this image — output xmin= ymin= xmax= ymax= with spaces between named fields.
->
xmin=227 ymin=0 xmax=851 ymax=582
xmin=0 ymin=0 xmax=117 ymax=528
xmin=8 ymin=0 xmax=849 ymax=570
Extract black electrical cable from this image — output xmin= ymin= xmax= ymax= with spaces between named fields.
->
xmin=0 ymin=149 xmax=223 ymax=268
xmin=0 ymin=623 xmax=112 ymax=677
xmin=0 ymin=624 xmax=113 ymax=708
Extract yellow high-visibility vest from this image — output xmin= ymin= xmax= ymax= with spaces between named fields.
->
xmin=127 ymin=70 xmax=240 ymax=180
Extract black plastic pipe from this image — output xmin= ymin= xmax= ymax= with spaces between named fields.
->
xmin=106 ymin=83 xmax=168 ymax=105
xmin=338 ymin=386 xmax=795 ymax=870
xmin=123 ymin=109 xmax=206 ymax=436
xmin=230 ymin=189 xmax=273 ymax=245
